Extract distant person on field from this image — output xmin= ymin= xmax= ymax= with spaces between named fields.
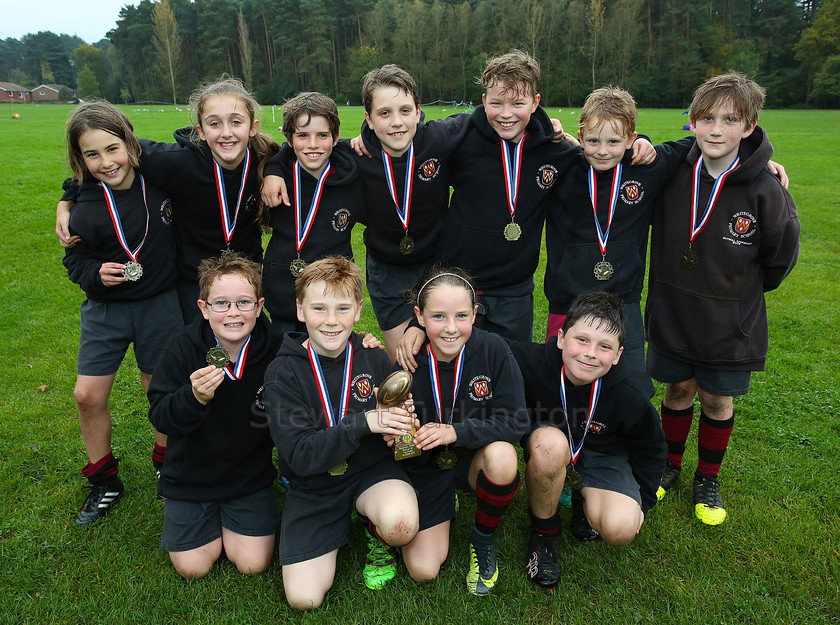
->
xmin=646 ymin=71 xmax=800 ymax=526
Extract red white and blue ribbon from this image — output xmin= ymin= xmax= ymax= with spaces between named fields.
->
xmin=307 ymin=340 xmax=353 ymax=428
xmin=689 ymin=154 xmax=739 ymax=244
xmin=102 ymin=174 xmax=149 ymax=263
xmin=212 ymin=150 xmax=251 ymax=246
xmin=382 ymin=145 xmax=414 ymax=233
xmin=588 ymin=163 xmax=622 ymax=257
xmin=293 ymin=161 xmax=331 ymax=254
xmin=214 ymin=333 xmax=251 ymax=381
xmin=500 ymin=137 xmax=525 ymax=221
xmin=559 ymin=365 xmax=602 ymax=466
xmin=427 ymin=344 xmax=465 ymax=425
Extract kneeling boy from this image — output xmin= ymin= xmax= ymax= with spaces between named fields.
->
xmin=264 ymin=257 xmax=419 ymax=610
xmin=508 ymin=291 xmax=666 ymax=590
xmin=148 ymin=254 xmax=282 ymax=579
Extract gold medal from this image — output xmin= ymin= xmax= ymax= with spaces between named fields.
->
xmin=220 ymin=246 xmax=235 ymax=259
xmin=565 ymin=468 xmax=583 ymax=490
xmin=504 ymin=221 xmax=522 ymax=242
xmin=399 ymin=233 xmax=415 ymax=255
xmin=290 ymin=257 xmax=307 ymax=277
xmin=593 ymin=260 xmax=614 ymax=281
xmin=123 ymin=260 xmax=143 ymax=282
xmin=680 ymin=248 xmax=698 ymax=270
xmin=328 ymin=459 xmax=348 ymax=476
xmin=206 ymin=346 xmax=230 ymax=369
xmin=436 ymin=448 xmax=457 ymax=470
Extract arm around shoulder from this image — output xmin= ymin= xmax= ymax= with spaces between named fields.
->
xmin=758 ymin=178 xmax=800 ymax=292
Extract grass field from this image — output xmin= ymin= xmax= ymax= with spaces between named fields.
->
xmin=0 ymin=101 xmax=838 ymax=624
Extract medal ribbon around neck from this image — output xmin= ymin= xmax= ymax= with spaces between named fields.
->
xmin=381 ymin=145 xmax=414 ymax=234
xmin=214 ymin=333 xmax=251 ymax=380
xmin=212 ymin=149 xmax=251 ymax=246
xmin=293 ymin=161 xmax=331 ymax=254
xmin=102 ymin=174 xmax=149 ymax=263
xmin=689 ymin=154 xmax=739 ymax=244
xmin=559 ymin=365 xmax=602 ymax=466
xmin=307 ymin=341 xmax=353 ymax=428
xmin=588 ymin=163 xmax=622 ymax=257
xmin=427 ymin=344 xmax=465 ymax=425
xmin=500 ymin=137 xmax=526 ymax=222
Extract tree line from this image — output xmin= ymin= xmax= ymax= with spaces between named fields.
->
xmin=2 ymin=0 xmax=839 ymax=108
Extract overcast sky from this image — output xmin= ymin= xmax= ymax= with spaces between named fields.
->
xmin=0 ymin=0 xmax=140 ymax=44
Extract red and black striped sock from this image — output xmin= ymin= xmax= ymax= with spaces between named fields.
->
xmin=152 ymin=443 xmax=166 ymax=470
xmin=661 ymin=403 xmax=695 ymax=467
xmin=474 ymin=470 xmax=521 ymax=535
xmin=81 ymin=451 xmax=119 ymax=486
xmin=696 ymin=411 xmax=733 ymax=479
xmin=529 ymin=509 xmax=562 ymax=537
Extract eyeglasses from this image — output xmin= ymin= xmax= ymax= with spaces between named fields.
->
xmin=205 ymin=299 xmax=258 ymax=312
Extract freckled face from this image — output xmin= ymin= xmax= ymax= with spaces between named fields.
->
xmin=296 ymin=281 xmax=363 ymax=358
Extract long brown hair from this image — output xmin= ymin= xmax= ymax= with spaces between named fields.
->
xmin=188 ymin=75 xmax=279 ymax=231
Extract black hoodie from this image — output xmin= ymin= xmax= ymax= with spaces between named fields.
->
xmin=441 ymin=105 xmax=577 ymax=294
xmin=63 ymin=174 xmax=176 ymax=302
xmin=263 ymin=332 xmax=394 ymax=491
xmin=355 ymin=113 xmax=470 ymax=265
xmin=148 ymin=313 xmax=281 ymax=501
xmin=262 ymin=145 xmax=365 ymax=325
xmin=646 ymin=126 xmax=800 ymax=371
xmin=138 ymin=128 xmax=268 ymax=283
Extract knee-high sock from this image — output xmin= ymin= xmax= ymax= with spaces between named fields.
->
xmin=696 ymin=411 xmax=734 ymax=479
xmin=474 ymin=470 xmax=520 ymax=536
xmin=661 ymin=403 xmax=694 ymax=467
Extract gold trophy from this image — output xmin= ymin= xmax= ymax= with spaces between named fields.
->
xmin=377 ymin=370 xmax=420 ymax=461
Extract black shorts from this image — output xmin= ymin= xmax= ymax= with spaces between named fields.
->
xmin=366 ymin=255 xmax=433 ymax=331
xmin=278 ymin=461 xmax=410 ymax=565
xmin=646 ymin=346 xmax=752 ymax=397
xmin=474 ymin=288 xmax=534 ymax=342
xmin=576 ymin=448 xmax=642 ymax=507
xmin=161 ymin=487 xmax=279 ymax=552
xmin=406 ymin=449 xmax=477 ymax=531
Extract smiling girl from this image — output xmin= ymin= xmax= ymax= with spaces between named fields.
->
xmin=63 ymin=101 xmax=183 ymax=525
xmin=57 ymin=76 xmax=279 ymax=322
xmin=396 ymin=266 xmax=529 ymax=596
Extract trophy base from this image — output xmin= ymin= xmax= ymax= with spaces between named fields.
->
xmin=394 ymin=429 xmax=421 ymax=460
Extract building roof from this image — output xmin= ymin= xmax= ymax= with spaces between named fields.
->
xmin=0 ymin=82 xmax=29 ymax=92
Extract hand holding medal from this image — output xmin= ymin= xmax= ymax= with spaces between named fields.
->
xmin=190 ymin=364 xmax=226 ymax=405
xmin=98 ymin=262 xmax=131 ymax=287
